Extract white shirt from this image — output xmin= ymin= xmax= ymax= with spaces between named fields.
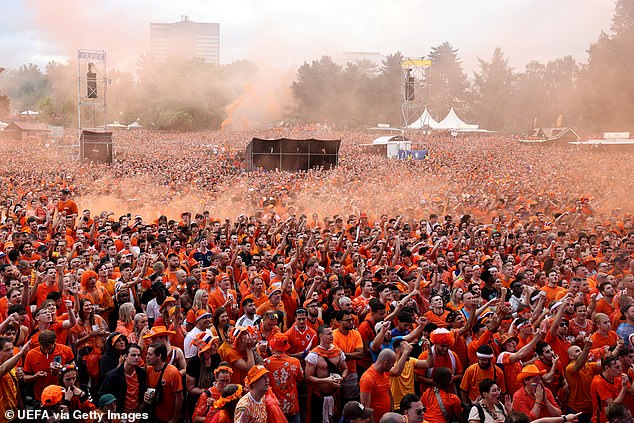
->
xmin=236 ymin=314 xmax=260 ymax=327
xmin=183 ymin=327 xmax=213 ymax=359
xmin=146 ymin=298 xmax=160 ymax=320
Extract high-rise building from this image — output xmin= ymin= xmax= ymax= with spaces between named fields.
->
xmin=150 ymin=16 xmax=220 ymax=64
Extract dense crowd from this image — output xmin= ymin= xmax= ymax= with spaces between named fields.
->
xmin=0 ymin=128 xmax=633 ymax=423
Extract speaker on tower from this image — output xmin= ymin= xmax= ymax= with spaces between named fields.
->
xmin=87 ymin=63 xmax=97 ymax=98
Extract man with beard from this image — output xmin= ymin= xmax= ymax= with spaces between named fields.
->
xmin=333 ymin=309 xmax=364 ymax=404
xmin=236 ymin=297 xmax=260 ymax=327
xmin=416 ymin=328 xmax=464 ymax=394
xmin=544 ymin=293 xmax=574 ymax=369
xmin=459 ymin=344 xmax=506 ymax=404
xmin=534 ymin=341 xmax=568 ymax=401
xmin=285 ymin=308 xmax=317 ymax=358
xmin=304 ymin=298 xmax=324 ymax=332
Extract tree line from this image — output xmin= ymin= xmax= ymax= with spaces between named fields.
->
xmin=1 ymin=0 xmax=632 ymax=133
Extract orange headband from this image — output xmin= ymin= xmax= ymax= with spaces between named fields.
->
xmin=214 ymin=365 xmax=234 ymax=377
xmin=214 ymin=385 xmax=243 ymax=409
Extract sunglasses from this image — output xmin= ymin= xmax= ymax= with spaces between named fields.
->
xmin=415 ymin=407 xmax=426 ymax=415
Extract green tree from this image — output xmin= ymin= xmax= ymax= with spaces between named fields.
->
xmin=135 ymin=55 xmax=232 ymax=130
xmin=374 ymin=52 xmax=404 ymax=125
xmin=543 ymin=56 xmax=578 ymax=127
xmin=423 ymin=42 xmax=470 ymax=119
xmin=44 ymin=61 xmax=75 ymax=127
xmin=511 ymin=60 xmax=548 ymax=131
xmin=2 ymin=64 xmax=48 ymax=112
xmin=291 ymin=56 xmax=343 ymax=123
xmin=472 ymin=47 xmax=515 ymax=131
xmin=576 ymin=0 xmax=634 ymax=131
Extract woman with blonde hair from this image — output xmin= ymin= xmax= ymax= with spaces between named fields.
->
xmin=446 ymin=287 xmax=464 ymax=311
xmin=186 ymin=289 xmax=212 ymax=330
xmin=115 ymin=302 xmax=136 ymax=338
xmin=130 ymin=312 xmax=148 ymax=345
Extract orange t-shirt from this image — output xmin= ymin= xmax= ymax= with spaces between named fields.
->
xmin=498 ymin=352 xmax=523 ymax=394
xmin=35 ymin=283 xmax=58 ymax=307
xmin=590 ymin=331 xmax=619 ymax=350
xmin=416 ymin=349 xmax=464 ymax=393
xmin=359 ymin=365 xmax=391 ymax=421
xmin=146 ymin=364 xmax=183 ymax=422
xmin=218 ymin=343 xmax=248 ymax=385
xmin=540 ymin=285 xmax=566 ymax=305
xmin=595 ymin=298 xmax=615 ymax=316
xmin=256 ymin=301 xmax=285 ymax=319
xmin=284 ymin=325 xmax=316 ymax=355
xmin=424 ymin=309 xmax=449 ymax=328
xmin=544 ymin=330 xmax=571 ymax=368
xmin=421 ymin=387 xmax=462 ymax=423
xmin=459 ymin=363 xmax=506 ymax=402
xmin=244 ymin=293 xmax=269 ymax=309
xmin=23 ymin=343 xmax=74 ymax=400
xmin=332 ymin=328 xmax=363 ymax=374
xmin=535 ymin=358 xmax=565 ymax=395
xmin=124 ymin=369 xmax=140 ymax=413
xmin=566 ymin=361 xmax=601 ymax=414
xmin=590 ymin=374 xmax=623 ymax=423
xmin=57 ymin=199 xmax=78 ymax=216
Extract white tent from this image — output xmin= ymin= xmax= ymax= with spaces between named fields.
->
xmin=127 ymin=121 xmax=142 ymax=130
xmin=0 ymin=121 xmax=7 ymax=130
xmin=408 ymin=107 xmax=479 ymax=130
xmin=20 ymin=110 xmax=40 ymax=115
xmin=406 ymin=108 xmax=439 ymax=129
xmin=436 ymin=108 xmax=478 ymax=130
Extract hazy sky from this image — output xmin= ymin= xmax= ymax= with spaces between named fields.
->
xmin=0 ymin=0 xmax=616 ymax=74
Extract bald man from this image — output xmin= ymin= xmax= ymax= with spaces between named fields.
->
xmin=360 ymin=348 xmax=397 ymax=421
xmin=380 ymin=412 xmax=406 ymax=423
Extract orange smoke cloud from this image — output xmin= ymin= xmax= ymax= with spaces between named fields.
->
xmin=221 ymin=65 xmax=293 ymax=131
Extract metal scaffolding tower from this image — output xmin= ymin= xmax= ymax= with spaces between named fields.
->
xmin=77 ymin=49 xmax=107 ymax=133
xmin=400 ymin=57 xmax=432 ymax=128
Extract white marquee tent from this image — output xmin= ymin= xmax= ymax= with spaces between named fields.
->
xmin=407 ymin=108 xmax=479 ymax=130
xmin=406 ymin=108 xmax=439 ymax=129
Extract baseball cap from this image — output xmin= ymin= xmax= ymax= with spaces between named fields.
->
xmin=98 ymin=393 xmax=117 ymax=408
xmin=303 ymin=298 xmax=319 ymax=308
xmin=41 ymin=385 xmax=64 ymax=406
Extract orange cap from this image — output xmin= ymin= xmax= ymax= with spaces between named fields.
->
xmin=41 ymin=385 xmax=64 ymax=406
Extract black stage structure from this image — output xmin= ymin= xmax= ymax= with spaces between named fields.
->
xmin=245 ymin=138 xmax=340 ymax=172
xmin=80 ymin=130 xmax=113 ymax=163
